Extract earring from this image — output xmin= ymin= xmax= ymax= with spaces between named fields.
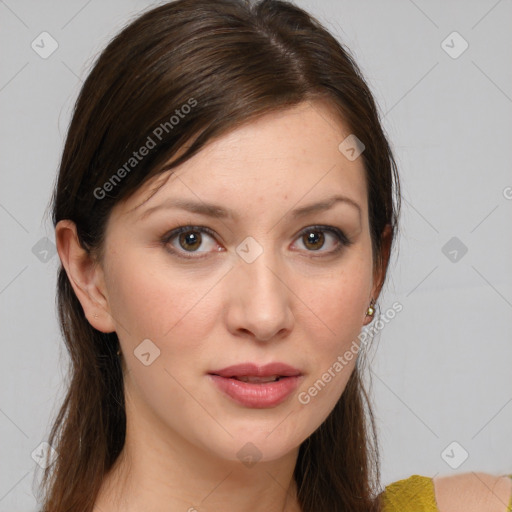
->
xmin=365 ymin=299 xmax=375 ymax=317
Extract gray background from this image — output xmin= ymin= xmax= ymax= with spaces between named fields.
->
xmin=1 ymin=0 xmax=511 ymax=509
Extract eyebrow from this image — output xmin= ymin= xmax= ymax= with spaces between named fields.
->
xmin=137 ymin=194 xmax=361 ymax=222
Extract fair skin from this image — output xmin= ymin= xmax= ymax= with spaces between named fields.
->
xmin=56 ymin=99 xmax=386 ymax=512
xmin=434 ymin=473 xmax=512 ymax=512
xmin=55 ymin=99 xmax=510 ymax=512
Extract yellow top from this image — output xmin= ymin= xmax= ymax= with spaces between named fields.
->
xmin=381 ymin=474 xmax=512 ymax=512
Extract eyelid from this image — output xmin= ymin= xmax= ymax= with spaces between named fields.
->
xmin=295 ymin=225 xmax=352 ymax=247
xmin=161 ymin=225 xmax=220 ymax=260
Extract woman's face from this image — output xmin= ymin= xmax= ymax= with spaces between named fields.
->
xmin=91 ymin=99 xmax=383 ymax=464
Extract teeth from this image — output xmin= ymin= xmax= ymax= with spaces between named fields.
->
xmin=236 ymin=375 xmax=281 ymax=383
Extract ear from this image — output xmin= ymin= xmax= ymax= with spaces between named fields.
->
xmin=364 ymin=223 xmax=393 ymax=326
xmin=55 ymin=219 xmax=116 ymax=333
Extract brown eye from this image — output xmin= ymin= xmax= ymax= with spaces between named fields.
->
xmin=163 ymin=225 xmax=220 ymax=259
xmin=178 ymin=231 xmax=202 ymax=251
xmin=293 ymin=225 xmax=351 ymax=256
xmin=302 ymin=230 xmax=325 ymax=251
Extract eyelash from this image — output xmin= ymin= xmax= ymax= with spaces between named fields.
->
xmin=160 ymin=224 xmax=353 ymax=260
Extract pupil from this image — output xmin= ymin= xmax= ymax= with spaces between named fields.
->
xmin=304 ymin=231 xmax=324 ymax=250
xmin=180 ymin=231 xmax=201 ymax=251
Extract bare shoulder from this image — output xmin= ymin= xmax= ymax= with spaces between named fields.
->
xmin=433 ymin=472 xmax=512 ymax=512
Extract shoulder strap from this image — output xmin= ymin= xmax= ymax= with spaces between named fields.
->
xmin=381 ymin=474 xmax=438 ymax=512
xmin=508 ymin=475 xmax=512 ymax=512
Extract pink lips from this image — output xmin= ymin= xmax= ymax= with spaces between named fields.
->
xmin=208 ymin=362 xmax=303 ymax=408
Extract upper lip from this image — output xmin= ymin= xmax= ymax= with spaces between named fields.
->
xmin=208 ymin=362 xmax=302 ymax=378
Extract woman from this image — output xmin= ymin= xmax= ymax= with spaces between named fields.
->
xmin=39 ymin=0 xmax=511 ymax=510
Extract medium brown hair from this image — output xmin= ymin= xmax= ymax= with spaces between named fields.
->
xmin=39 ymin=0 xmax=401 ymax=510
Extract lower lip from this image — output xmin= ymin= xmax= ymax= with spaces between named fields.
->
xmin=208 ymin=375 xmax=302 ymax=408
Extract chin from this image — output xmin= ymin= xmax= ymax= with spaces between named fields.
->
xmin=191 ymin=416 xmax=311 ymax=466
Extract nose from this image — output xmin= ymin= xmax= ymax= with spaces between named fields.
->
xmin=224 ymin=247 xmax=294 ymax=342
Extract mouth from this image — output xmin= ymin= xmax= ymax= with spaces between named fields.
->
xmin=207 ymin=362 xmax=303 ymax=408
xmin=208 ymin=361 xmax=302 ymax=379
xmin=226 ymin=375 xmax=286 ymax=383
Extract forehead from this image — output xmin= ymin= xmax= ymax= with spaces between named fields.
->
xmin=118 ymin=100 xmax=368 ymax=220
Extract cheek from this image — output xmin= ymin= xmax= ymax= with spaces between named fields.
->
xmin=104 ymin=252 xmax=220 ymax=350
xmin=294 ymin=254 xmax=372 ymax=398
xmin=301 ymin=257 xmax=372 ymax=340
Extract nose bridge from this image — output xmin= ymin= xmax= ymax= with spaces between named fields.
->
xmin=237 ymin=238 xmax=286 ymax=304
xmin=240 ymin=246 xmax=281 ymax=298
